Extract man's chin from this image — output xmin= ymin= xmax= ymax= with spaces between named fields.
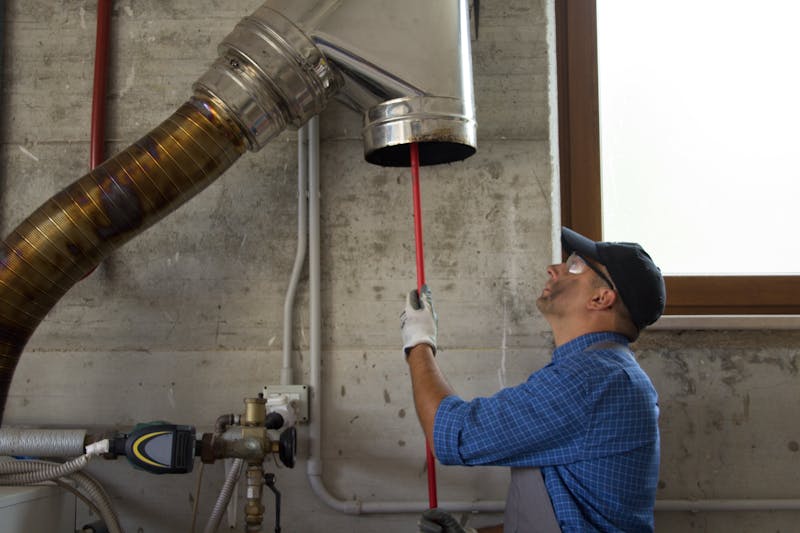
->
xmin=535 ymin=296 xmax=548 ymax=313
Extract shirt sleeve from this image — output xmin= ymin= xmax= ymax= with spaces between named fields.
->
xmin=433 ymin=362 xmax=590 ymax=467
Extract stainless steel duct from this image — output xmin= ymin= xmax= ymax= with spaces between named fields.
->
xmin=0 ymin=0 xmax=476 ymax=422
xmin=245 ymin=0 xmax=478 ymax=166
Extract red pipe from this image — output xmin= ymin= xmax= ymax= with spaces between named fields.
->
xmin=410 ymin=142 xmax=438 ymax=509
xmin=90 ymin=0 xmax=112 ymax=170
xmin=82 ymin=0 xmax=112 ymax=281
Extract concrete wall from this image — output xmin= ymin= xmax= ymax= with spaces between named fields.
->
xmin=1 ymin=1 xmax=798 ymax=532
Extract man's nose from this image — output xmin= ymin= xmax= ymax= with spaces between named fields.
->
xmin=546 ymin=264 xmax=561 ymax=279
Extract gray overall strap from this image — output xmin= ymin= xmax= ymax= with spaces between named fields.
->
xmin=503 ymin=467 xmax=562 ymax=533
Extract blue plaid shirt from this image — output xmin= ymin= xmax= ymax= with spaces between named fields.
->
xmin=434 ymin=332 xmax=659 ymax=532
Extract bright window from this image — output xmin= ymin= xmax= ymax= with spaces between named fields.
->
xmin=596 ymin=0 xmax=800 ymax=276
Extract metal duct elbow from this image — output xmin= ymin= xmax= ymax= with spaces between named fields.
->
xmin=206 ymin=0 xmax=478 ymax=166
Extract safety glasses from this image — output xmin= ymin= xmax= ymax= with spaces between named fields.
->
xmin=566 ymin=252 xmax=616 ymax=290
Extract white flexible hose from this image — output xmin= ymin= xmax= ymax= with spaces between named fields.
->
xmin=203 ymin=458 xmax=245 ymax=533
xmin=0 ymin=454 xmax=89 ymax=484
xmin=65 ymin=470 xmax=123 ymax=533
xmin=0 ymin=459 xmax=122 ymax=533
xmin=70 ymin=470 xmax=122 ymax=533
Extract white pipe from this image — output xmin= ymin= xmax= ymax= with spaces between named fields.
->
xmin=281 ymin=124 xmax=309 ymax=386
xmin=655 ymin=499 xmax=800 ymax=512
xmin=306 ymin=112 xmax=331 ymax=505
xmin=360 ymin=500 xmax=504 ymax=514
xmin=305 ymin=113 xmax=365 ymax=514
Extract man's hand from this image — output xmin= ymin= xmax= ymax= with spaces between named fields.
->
xmin=400 ymin=284 xmax=438 ymax=356
xmin=418 ymin=508 xmax=477 ymax=533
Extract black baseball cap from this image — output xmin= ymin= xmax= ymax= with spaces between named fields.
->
xmin=561 ymin=227 xmax=666 ymax=330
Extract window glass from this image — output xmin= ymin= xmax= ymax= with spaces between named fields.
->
xmin=597 ymin=0 xmax=800 ymax=275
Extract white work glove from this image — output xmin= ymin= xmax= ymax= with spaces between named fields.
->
xmin=400 ymin=284 xmax=438 ymax=356
xmin=418 ymin=508 xmax=477 ymax=533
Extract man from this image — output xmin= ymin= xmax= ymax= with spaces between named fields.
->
xmin=400 ymin=227 xmax=666 ymax=532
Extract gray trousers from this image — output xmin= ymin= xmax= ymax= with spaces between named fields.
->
xmin=503 ymin=468 xmax=562 ymax=533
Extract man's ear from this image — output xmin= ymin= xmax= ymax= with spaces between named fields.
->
xmin=587 ymin=287 xmax=617 ymax=311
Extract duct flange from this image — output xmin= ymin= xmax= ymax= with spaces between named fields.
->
xmin=193 ymin=6 xmax=343 ymax=151
xmin=363 ymin=95 xmax=477 ymax=167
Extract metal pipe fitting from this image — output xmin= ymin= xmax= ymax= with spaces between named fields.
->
xmin=245 ymin=465 xmax=266 ymax=532
xmin=215 ymin=429 xmax=268 ymax=462
xmin=243 ymin=395 xmax=267 ymax=426
xmin=214 ymin=414 xmax=237 ymax=434
xmin=193 ymin=5 xmax=342 ymax=151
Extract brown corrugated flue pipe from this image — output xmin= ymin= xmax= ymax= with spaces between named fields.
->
xmin=0 ymin=101 xmax=247 ymax=422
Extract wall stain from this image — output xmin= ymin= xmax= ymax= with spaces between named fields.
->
xmin=706 ymin=409 xmax=724 ymax=433
xmin=662 ymin=351 xmax=696 ymax=396
xmin=485 ymin=160 xmax=503 ymax=180
xmin=372 ymin=285 xmax=384 ymax=295
xmin=383 ymin=389 xmax=391 ymax=404
xmin=720 ymin=353 xmax=748 ymax=389
xmin=398 ymin=408 xmax=406 ymax=418
xmin=340 ymin=385 xmax=346 ymax=397
xmin=749 ymin=352 xmax=799 ymax=376
xmin=732 ymin=394 xmax=750 ymax=426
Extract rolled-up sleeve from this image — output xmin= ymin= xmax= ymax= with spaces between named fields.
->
xmin=433 ymin=395 xmax=470 ymax=465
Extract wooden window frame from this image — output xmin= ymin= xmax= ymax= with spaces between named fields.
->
xmin=555 ymin=0 xmax=800 ymax=315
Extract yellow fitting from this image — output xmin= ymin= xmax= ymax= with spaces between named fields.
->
xmin=243 ymin=396 xmax=267 ymax=426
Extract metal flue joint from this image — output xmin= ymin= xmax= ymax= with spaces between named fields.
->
xmin=193 ymin=5 xmax=342 ymax=151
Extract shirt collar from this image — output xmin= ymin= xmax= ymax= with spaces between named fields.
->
xmin=553 ymin=331 xmax=630 ymax=363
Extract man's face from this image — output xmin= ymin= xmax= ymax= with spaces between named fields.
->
xmin=536 ymin=253 xmax=607 ymax=319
